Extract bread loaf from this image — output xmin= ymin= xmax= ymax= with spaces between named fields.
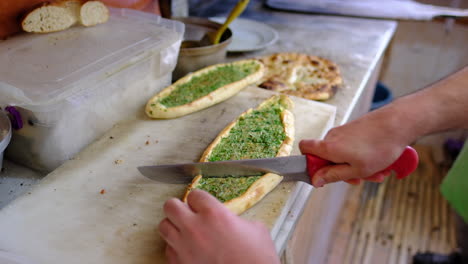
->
xmin=21 ymin=0 xmax=109 ymax=34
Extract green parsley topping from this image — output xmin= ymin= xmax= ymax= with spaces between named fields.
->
xmin=208 ymin=102 xmax=286 ymax=162
xmin=197 ymin=176 xmax=261 ymax=203
xmin=159 ymin=62 xmax=258 ymax=108
xmin=195 ymin=98 xmax=286 ymax=202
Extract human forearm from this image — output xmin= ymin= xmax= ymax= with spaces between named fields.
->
xmin=299 ymin=66 xmax=468 ymax=187
xmin=376 ymin=66 xmax=468 ymax=145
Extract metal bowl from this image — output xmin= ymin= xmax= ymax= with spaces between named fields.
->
xmin=0 ymin=111 xmax=12 ymax=169
xmin=172 ymin=17 xmax=233 ymax=81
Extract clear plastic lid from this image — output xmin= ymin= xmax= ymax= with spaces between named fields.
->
xmin=0 ymin=8 xmax=184 ymax=106
xmin=0 ymin=251 xmax=35 ymax=264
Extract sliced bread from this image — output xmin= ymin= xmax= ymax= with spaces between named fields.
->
xmin=22 ymin=0 xmax=109 ymax=33
xmin=22 ymin=0 xmax=82 ymax=33
xmin=80 ymin=1 xmax=109 ymax=27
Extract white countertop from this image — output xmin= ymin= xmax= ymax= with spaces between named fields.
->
xmin=0 ymin=160 xmax=42 ymax=209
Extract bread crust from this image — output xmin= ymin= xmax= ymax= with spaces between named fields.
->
xmin=257 ymin=52 xmax=343 ymax=101
xmin=183 ymin=95 xmax=295 ymax=215
xmin=224 ymin=173 xmax=283 ymax=215
xmin=145 ymin=60 xmax=265 ymax=119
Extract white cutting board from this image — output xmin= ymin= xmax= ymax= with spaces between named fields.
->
xmin=0 ymin=87 xmax=335 ymax=264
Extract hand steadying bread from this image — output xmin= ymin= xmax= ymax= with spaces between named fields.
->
xmin=22 ymin=0 xmax=109 ymax=33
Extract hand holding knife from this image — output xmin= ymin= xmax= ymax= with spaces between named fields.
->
xmin=138 ymin=146 xmax=419 ymax=187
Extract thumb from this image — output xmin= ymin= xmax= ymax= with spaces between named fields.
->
xmin=313 ymin=164 xmax=361 ymax=187
xmin=186 ymin=189 xmax=226 ymax=213
xmin=299 ymin=139 xmax=335 ymax=161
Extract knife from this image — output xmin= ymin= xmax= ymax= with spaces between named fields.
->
xmin=138 ymin=146 xmax=419 ymax=185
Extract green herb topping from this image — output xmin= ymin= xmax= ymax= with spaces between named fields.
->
xmin=197 ymin=176 xmax=261 ymax=203
xmin=208 ymin=101 xmax=286 ymax=162
xmin=195 ymin=98 xmax=286 ymax=202
xmin=159 ymin=62 xmax=259 ymax=108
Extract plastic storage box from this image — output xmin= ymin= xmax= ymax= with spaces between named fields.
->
xmin=0 ymin=8 xmax=184 ymax=172
xmin=0 ymin=111 xmax=12 ymax=170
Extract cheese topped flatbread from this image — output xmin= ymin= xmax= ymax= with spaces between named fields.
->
xmin=146 ymin=59 xmax=264 ymax=119
xmin=257 ymin=53 xmax=343 ymax=101
xmin=183 ymin=95 xmax=295 ymax=214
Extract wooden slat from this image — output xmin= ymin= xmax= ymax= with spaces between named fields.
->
xmin=326 ymin=145 xmax=458 ymax=264
xmin=325 ymin=184 xmax=364 ymax=264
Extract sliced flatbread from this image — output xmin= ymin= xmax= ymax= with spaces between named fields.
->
xmin=257 ymin=52 xmax=343 ymax=101
xmin=145 ymin=59 xmax=265 ymax=119
xmin=183 ymin=95 xmax=295 ymax=215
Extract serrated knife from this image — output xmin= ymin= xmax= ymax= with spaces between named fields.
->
xmin=138 ymin=146 xmax=419 ymax=184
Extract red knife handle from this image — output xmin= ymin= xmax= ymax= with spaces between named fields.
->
xmin=305 ymin=146 xmax=419 ymax=185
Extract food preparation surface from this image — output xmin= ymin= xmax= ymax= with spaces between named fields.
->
xmin=0 ymin=87 xmax=335 ymax=264
xmin=0 ymin=160 xmax=42 ymax=209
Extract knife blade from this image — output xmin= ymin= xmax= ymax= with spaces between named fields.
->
xmin=138 ymin=146 xmax=419 ymax=184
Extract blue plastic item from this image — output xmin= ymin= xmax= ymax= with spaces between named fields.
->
xmin=371 ymin=82 xmax=393 ymax=110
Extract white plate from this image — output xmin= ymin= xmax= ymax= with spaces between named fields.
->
xmin=210 ymin=17 xmax=279 ymax=52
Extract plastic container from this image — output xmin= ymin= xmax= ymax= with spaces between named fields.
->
xmin=0 ymin=250 xmax=34 ymax=264
xmin=0 ymin=8 xmax=184 ymax=172
xmin=0 ymin=111 xmax=12 ymax=170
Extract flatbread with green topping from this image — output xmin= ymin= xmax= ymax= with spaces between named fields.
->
xmin=145 ymin=59 xmax=264 ymax=119
xmin=183 ymin=95 xmax=295 ymax=215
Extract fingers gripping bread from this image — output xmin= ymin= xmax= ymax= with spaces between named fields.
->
xmin=22 ymin=0 xmax=109 ymax=33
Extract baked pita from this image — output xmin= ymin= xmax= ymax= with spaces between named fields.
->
xmin=183 ymin=95 xmax=295 ymax=215
xmin=146 ymin=59 xmax=264 ymax=119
